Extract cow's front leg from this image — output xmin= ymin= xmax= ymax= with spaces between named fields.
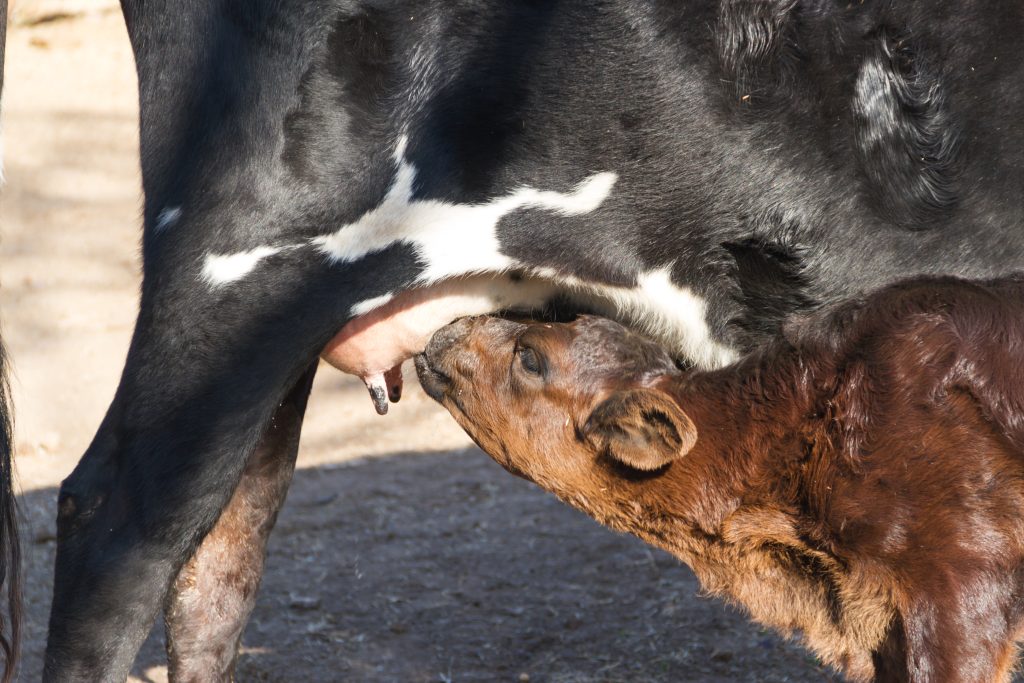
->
xmin=163 ymin=363 xmax=316 ymax=683
xmin=43 ymin=245 xmax=362 ymax=682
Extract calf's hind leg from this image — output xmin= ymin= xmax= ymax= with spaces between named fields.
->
xmin=163 ymin=364 xmax=317 ymax=682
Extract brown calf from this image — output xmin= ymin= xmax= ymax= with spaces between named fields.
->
xmin=416 ymin=275 xmax=1024 ymax=682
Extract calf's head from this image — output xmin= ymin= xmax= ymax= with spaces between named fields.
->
xmin=415 ymin=316 xmax=697 ymax=492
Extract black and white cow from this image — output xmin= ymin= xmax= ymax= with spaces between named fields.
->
xmin=38 ymin=0 xmax=1024 ymax=680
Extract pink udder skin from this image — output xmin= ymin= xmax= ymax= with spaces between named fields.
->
xmin=321 ymin=275 xmax=554 ymax=415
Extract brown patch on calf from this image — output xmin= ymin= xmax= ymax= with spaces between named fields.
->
xmin=418 ymin=275 xmax=1024 ymax=682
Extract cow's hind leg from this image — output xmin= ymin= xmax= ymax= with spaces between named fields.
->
xmin=163 ymin=364 xmax=316 ymax=683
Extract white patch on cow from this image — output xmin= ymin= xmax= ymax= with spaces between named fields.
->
xmin=155 ymin=206 xmax=182 ymax=232
xmin=313 ymin=136 xmax=618 ymax=284
xmin=350 ymin=292 xmax=396 ymax=317
xmin=404 ymin=40 xmax=446 ymax=120
xmin=200 ymin=137 xmax=616 ymax=289
xmin=202 ymin=246 xmax=283 ymax=285
xmin=535 ymin=266 xmax=737 ymax=370
xmin=628 ymin=268 xmax=737 ymax=369
xmin=854 ymin=55 xmax=899 ymax=145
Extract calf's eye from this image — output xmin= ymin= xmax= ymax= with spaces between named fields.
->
xmin=518 ymin=347 xmax=543 ymax=376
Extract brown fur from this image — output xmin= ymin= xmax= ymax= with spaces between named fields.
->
xmin=416 ymin=275 xmax=1024 ymax=682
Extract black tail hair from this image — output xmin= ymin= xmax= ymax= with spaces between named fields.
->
xmin=0 ymin=341 xmax=21 ymax=683
xmin=0 ymin=0 xmax=25 ymax=678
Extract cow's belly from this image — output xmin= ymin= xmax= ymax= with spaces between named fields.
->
xmin=199 ymin=136 xmax=736 ymax=409
xmin=323 ymin=271 xmax=737 ymax=414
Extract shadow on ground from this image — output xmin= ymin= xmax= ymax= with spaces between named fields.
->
xmin=18 ymin=449 xmax=845 ymax=682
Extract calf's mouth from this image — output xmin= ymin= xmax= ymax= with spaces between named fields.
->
xmin=414 ymin=315 xmax=480 ymax=400
xmin=413 ymin=354 xmax=449 ymax=401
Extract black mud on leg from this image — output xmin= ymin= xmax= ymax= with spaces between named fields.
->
xmin=163 ymin=364 xmax=317 ymax=683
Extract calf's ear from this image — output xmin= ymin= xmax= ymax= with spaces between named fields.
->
xmin=583 ymin=389 xmax=697 ymax=471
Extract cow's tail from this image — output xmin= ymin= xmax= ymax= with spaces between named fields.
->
xmin=0 ymin=2 xmax=23 ymax=681
xmin=0 ymin=342 xmax=19 ymax=683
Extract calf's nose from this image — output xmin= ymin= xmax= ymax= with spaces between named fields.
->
xmin=416 ymin=317 xmax=480 ymax=401
xmin=424 ymin=316 xmax=478 ymax=363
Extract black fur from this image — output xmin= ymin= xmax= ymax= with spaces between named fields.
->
xmin=723 ymin=235 xmax=816 ymax=348
xmin=717 ymin=0 xmax=802 ymax=102
xmin=44 ymin=1 xmax=1024 ymax=678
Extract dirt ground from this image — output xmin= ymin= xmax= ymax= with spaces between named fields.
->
xmin=0 ymin=8 xmax=863 ymax=682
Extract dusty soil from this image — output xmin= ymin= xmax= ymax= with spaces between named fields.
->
xmin=0 ymin=9 xmax=945 ymax=682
